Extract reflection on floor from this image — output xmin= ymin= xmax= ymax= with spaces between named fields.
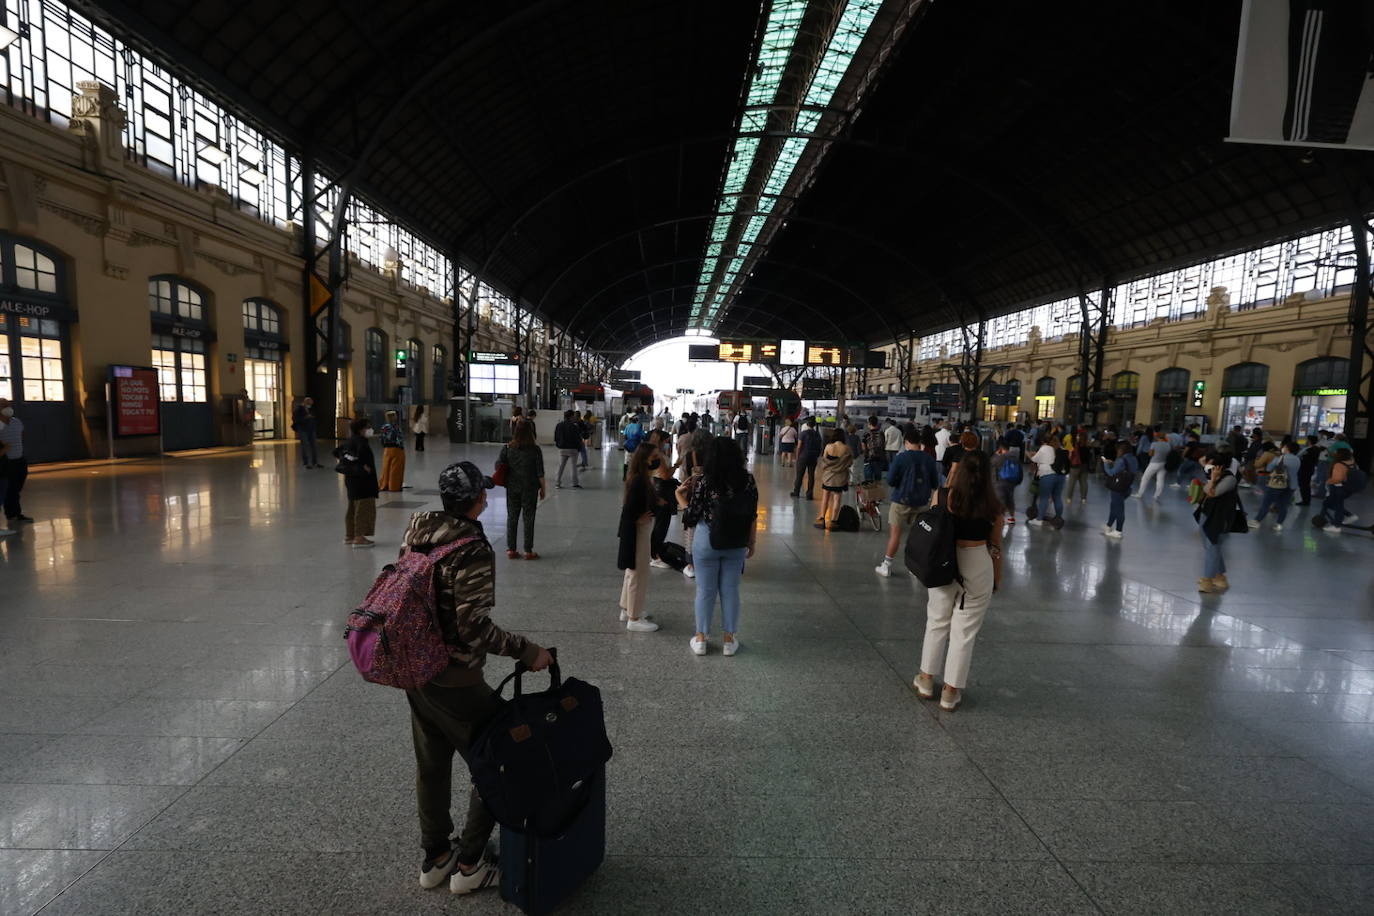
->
xmin=2 ymin=439 xmax=1373 ymax=914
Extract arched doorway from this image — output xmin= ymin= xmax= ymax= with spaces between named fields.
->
xmin=150 ymin=275 xmax=215 ymax=451
xmin=1152 ymin=367 xmax=1189 ymax=431
xmin=1220 ymin=362 xmax=1270 ymax=433
xmin=1034 ymin=376 xmax=1056 ymax=421
xmin=1065 ymin=374 xmax=1084 ymax=425
xmin=1291 ymin=356 xmax=1349 ymax=437
xmin=0 ymin=234 xmax=78 ymax=461
xmin=243 ymin=298 xmax=286 ymax=439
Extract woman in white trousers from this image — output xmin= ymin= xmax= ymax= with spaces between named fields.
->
xmin=915 ymin=450 xmax=1004 ymax=711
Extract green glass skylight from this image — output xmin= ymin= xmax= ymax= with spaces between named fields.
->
xmin=692 ymin=0 xmax=884 ymax=329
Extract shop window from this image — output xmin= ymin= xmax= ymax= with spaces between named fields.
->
xmin=1155 ymin=367 xmax=1189 ymax=394
xmin=1222 ymin=362 xmax=1269 ymax=393
xmin=18 ymin=327 xmax=64 ymax=401
xmin=149 ymin=276 xmax=206 ymax=322
xmin=13 ymin=245 xmax=58 ymax=293
xmin=1035 ymin=377 xmax=1056 ymax=397
xmin=243 ymin=298 xmax=282 ymax=336
xmin=365 ymin=328 xmax=388 ymax=402
xmin=1293 ymin=357 xmax=1349 ymax=392
xmin=151 ymin=333 xmax=207 ymax=403
xmin=432 ymin=345 xmax=447 ymax=400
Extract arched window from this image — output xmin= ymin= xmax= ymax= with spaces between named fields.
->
xmin=148 ymin=275 xmax=206 ymax=323
xmin=1222 ymin=362 xmax=1269 ymax=394
xmin=407 ymin=338 xmax=423 ymax=401
xmin=1110 ymin=371 xmax=1140 ymax=392
xmin=432 ymin=345 xmax=447 ymax=401
xmin=365 ymin=328 xmax=388 ymax=402
xmin=242 ymin=298 xmax=282 ymax=336
xmin=1155 ymin=367 xmax=1189 ymax=394
xmin=9 ymin=243 xmax=60 ymax=294
xmin=1035 ymin=377 xmax=1056 ymax=397
xmin=1293 ymin=357 xmax=1349 ymax=391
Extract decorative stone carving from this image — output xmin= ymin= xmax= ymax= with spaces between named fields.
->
xmin=68 ymin=81 xmax=126 ymax=176
xmin=37 ymin=198 xmax=106 ymax=235
xmin=1206 ymin=286 xmax=1231 ymax=319
xmin=103 ymin=262 xmax=129 ymax=280
xmin=197 ymin=252 xmax=248 ymax=276
xmin=1238 ymin=334 xmax=1255 ymax=363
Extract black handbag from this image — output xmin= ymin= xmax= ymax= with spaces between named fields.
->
xmin=470 ymin=650 xmax=613 ymax=836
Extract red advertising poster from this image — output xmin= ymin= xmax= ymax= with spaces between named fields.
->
xmin=111 ymin=366 xmax=161 ymax=437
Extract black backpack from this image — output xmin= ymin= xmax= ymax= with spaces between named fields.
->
xmin=833 ymin=504 xmax=861 ymax=532
xmin=904 ymin=489 xmax=960 ymax=587
xmin=469 ymin=651 xmax=613 ymax=836
xmin=709 ymin=484 xmax=757 ymax=549
xmin=1051 ymin=448 xmax=1071 ymax=475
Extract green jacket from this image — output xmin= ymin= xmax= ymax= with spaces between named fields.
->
xmin=499 ymin=443 xmax=544 ymax=491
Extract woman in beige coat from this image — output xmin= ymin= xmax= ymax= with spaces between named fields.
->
xmin=817 ymin=428 xmax=854 ymax=530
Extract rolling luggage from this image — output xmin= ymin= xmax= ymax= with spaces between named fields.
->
xmin=469 ymin=650 xmax=613 ymax=837
xmin=500 ymin=766 xmax=606 ymax=915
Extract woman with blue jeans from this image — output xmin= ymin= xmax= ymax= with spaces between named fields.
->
xmin=677 ymin=436 xmax=757 ymax=657
xmin=1028 ymin=441 xmax=1065 ymax=527
xmin=1195 ymin=448 xmax=1240 ymax=593
xmin=1100 ymin=442 xmax=1130 ymax=539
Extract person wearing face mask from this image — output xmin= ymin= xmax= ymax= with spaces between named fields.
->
xmin=337 ymin=416 xmax=380 ymax=547
xmin=1195 ymin=447 xmax=1241 ymax=593
xmin=0 ymin=400 xmax=30 ymax=524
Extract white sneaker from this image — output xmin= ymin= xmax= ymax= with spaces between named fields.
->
xmin=1101 ymin=524 xmax=1112 ymax=535
xmin=626 ymin=617 xmax=660 ymax=632
xmin=420 ymin=847 xmax=460 ymax=889
xmin=450 ymin=856 xmax=500 ymax=894
xmin=722 ymin=638 xmax=740 ymax=657
xmin=649 ymin=558 xmax=672 ymax=569
xmin=1080 ymin=498 xmax=1087 ymax=505
xmin=1106 ymin=529 xmax=1123 ymax=540
xmin=683 ymin=564 xmax=695 ymax=578
xmin=1130 ymin=493 xmax=1143 ymax=499
xmin=689 ymin=636 xmax=707 ymax=656
xmin=1346 ymin=514 xmax=1360 ymax=524
xmin=1272 ymin=523 xmax=1283 ymax=532
xmin=1247 ymin=519 xmax=1260 ymax=529
xmin=1323 ymin=525 xmax=1343 ymax=535
xmin=874 ymin=561 xmax=892 ymax=578
xmin=1027 ymin=519 xmax=1044 ymax=527
xmin=0 ymin=528 xmax=15 ymax=537
xmin=1169 ymin=483 xmax=1182 ymax=489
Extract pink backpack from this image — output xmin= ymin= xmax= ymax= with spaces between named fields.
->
xmin=344 ymin=537 xmax=477 ymax=689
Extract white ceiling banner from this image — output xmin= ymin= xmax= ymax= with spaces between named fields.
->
xmin=1228 ymin=0 xmax=1374 ymax=151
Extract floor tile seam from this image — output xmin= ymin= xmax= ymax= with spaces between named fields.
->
xmin=22 ymin=846 xmax=117 ymax=916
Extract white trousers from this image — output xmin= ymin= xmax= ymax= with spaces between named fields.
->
xmin=920 ymin=546 xmax=994 ymax=689
xmin=1135 ymin=461 xmax=1168 ymax=498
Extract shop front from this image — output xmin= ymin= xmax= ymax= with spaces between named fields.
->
xmin=1152 ymin=367 xmax=1189 ymax=431
xmin=1219 ymin=361 xmax=1269 ymax=435
xmin=243 ymin=298 xmax=286 ymax=439
xmin=1034 ymin=376 xmax=1055 ymax=421
xmin=1291 ymin=357 xmax=1349 ymax=438
xmin=150 ymin=276 xmax=216 ymax=451
xmin=1107 ymin=371 xmax=1139 ymax=429
xmin=0 ymin=235 xmax=79 ymax=462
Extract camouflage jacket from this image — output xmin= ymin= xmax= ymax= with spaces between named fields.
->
xmin=403 ymin=511 xmax=542 ymax=686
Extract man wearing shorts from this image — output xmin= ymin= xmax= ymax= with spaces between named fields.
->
xmin=875 ymin=424 xmax=940 ymax=577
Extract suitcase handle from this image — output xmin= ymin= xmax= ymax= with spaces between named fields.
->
xmin=495 ymin=646 xmax=561 ymax=697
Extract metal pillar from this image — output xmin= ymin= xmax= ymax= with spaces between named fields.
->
xmin=302 ymin=156 xmax=342 ymax=440
xmin=1344 ymin=213 xmax=1373 ymax=468
xmin=1077 ymin=283 xmax=1112 ymax=428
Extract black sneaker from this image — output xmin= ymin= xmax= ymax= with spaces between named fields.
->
xmin=419 ymin=845 xmax=461 ymax=890
xmin=10 ymin=515 xmax=33 ymax=524
xmin=572 ymin=484 xmax=583 ymax=489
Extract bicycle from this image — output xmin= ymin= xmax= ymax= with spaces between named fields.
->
xmin=857 ymin=479 xmax=885 ymax=532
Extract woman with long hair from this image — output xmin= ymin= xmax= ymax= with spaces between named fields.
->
xmin=617 ymin=441 xmax=662 ymax=631
xmin=817 ymin=427 xmax=854 ymax=529
xmin=678 ymin=436 xmax=757 ymax=656
xmin=498 ymin=419 xmax=545 ymax=559
xmin=647 ymin=429 xmax=679 ymax=569
xmin=673 ymin=427 xmax=713 ymax=578
xmin=338 ymin=416 xmax=380 ymax=548
xmin=915 ymin=448 xmax=1003 ymax=711
xmin=412 ymin=404 xmax=428 ymax=452
xmin=1195 ymin=446 xmax=1239 ymax=593
xmin=378 ymin=409 xmax=407 ymax=491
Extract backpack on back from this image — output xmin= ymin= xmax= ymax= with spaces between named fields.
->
xmin=1104 ymin=466 xmax=1135 ymax=493
xmin=1051 ymin=448 xmax=1071 ymax=475
xmin=998 ymin=456 xmax=1023 ymax=484
xmin=904 ymin=490 xmax=960 ymax=587
xmin=624 ymin=424 xmax=643 ymax=451
xmin=709 ymin=485 xmax=758 ymax=549
xmin=1267 ymin=458 xmax=1290 ymax=490
xmin=344 ymin=537 xmax=477 ymax=689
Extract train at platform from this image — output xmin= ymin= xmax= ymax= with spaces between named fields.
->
xmin=692 ymin=388 xmax=802 ymax=421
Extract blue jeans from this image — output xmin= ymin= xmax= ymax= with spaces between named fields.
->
xmin=1323 ymin=485 xmax=1349 ymax=526
xmin=1201 ymin=528 xmax=1227 ymax=579
xmin=1038 ymin=473 xmax=1065 ymax=519
xmin=298 ymin=430 xmax=318 ymax=466
xmin=1107 ymin=490 xmax=1126 ymax=531
xmin=1176 ymin=459 xmax=1201 ymax=487
xmin=692 ymin=526 xmax=746 ymax=635
xmin=1256 ymin=486 xmax=1293 ymax=524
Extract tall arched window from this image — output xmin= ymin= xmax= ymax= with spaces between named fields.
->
xmin=10 ymin=243 xmax=60 ymax=294
xmin=432 ymin=345 xmax=448 ymax=401
xmin=1035 ymin=376 xmax=1056 ymax=420
xmin=1153 ymin=367 xmax=1190 ymax=429
xmin=148 ymin=276 xmax=210 ymax=404
xmin=365 ymin=328 xmax=388 ymax=402
xmin=242 ymin=298 xmax=286 ymax=438
xmin=407 ymin=338 xmax=423 ymax=401
xmin=242 ymin=298 xmax=282 ymax=336
xmin=1293 ymin=357 xmax=1350 ymax=438
xmin=1220 ymin=362 xmax=1270 ymax=433
xmin=149 ymin=275 xmax=206 ymax=322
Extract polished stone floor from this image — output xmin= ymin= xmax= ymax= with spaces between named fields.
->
xmin=2 ymin=437 xmax=1373 ymax=915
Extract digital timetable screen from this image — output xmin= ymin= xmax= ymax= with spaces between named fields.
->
xmin=805 ymin=345 xmax=846 ymax=366
xmin=716 ymin=341 xmax=779 ymax=363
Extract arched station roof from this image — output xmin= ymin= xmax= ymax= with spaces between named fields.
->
xmin=70 ymin=0 xmax=1374 ymax=354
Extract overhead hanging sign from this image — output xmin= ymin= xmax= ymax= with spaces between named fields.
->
xmin=469 ymin=351 xmax=520 ymax=364
xmin=609 ymin=369 xmax=641 ymax=382
xmin=887 ymin=395 xmax=908 ymax=414
xmin=1228 ymin=0 xmax=1374 ymax=151
xmin=109 ymin=365 xmax=161 ymax=437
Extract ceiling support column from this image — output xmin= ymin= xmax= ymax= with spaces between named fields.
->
xmin=1077 ymin=282 xmax=1112 ymax=428
xmin=302 ymin=155 xmax=343 ymax=440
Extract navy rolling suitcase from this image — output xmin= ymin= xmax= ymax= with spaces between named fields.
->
xmin=500 ymin=766 xmax=606 ymax=914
